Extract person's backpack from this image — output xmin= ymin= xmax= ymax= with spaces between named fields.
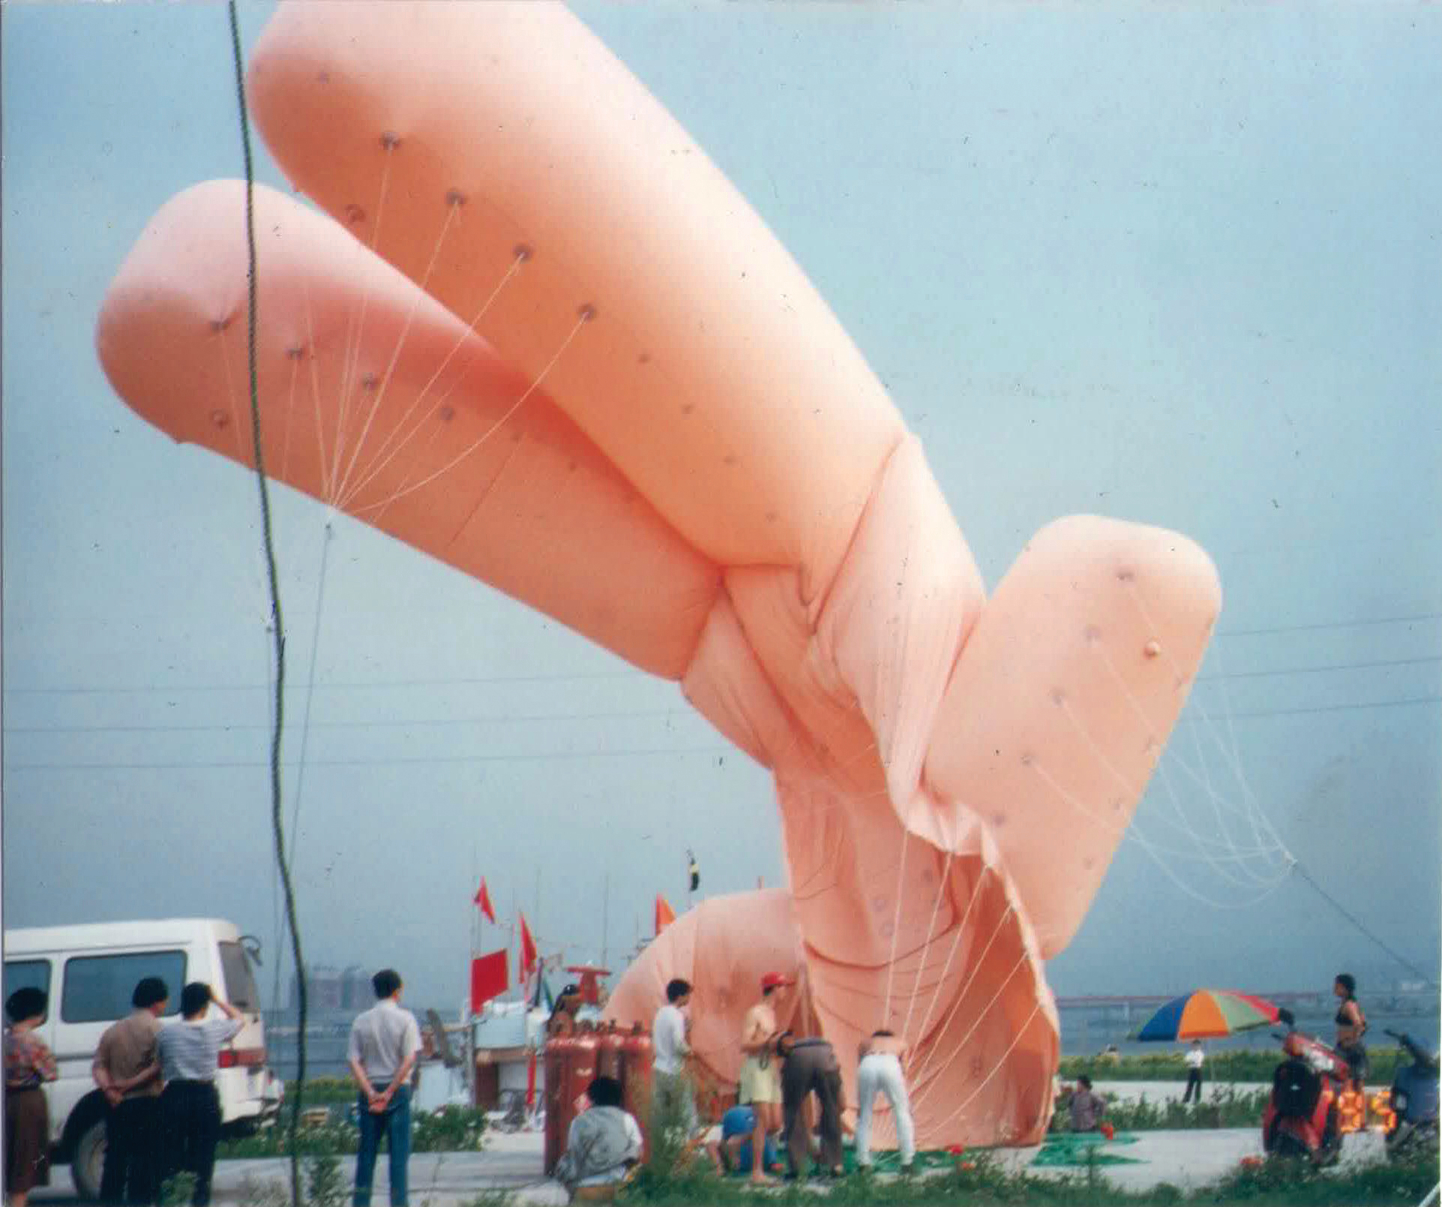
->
xmin=1273 ymin=1058 xmax=1321 ymax=1119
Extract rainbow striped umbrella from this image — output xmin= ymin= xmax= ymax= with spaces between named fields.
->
xmin=1134 ymin=989 xmax=1280 ymax=1041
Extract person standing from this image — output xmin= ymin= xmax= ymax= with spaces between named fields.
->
xmin=651 ymin=979 xmax=697 ymax=1134
xmin=1333 ymin=973 xmax=1369 ymax=1090
xmin=854 ymin=1030 xmax=915 ymax=1175
xmin=1068 ymin=1074 xmax=1107 ymax=1132
xmin=155 ymin=983 xmax=243 ymax=1207
xmin=1181 ymin=1040 xmax=1205 ymax=1104
xmin=737 ymin=973 xmax=791 ymax=1186
xmin=5 ymin=988 xmax=58 ymax=1207
xmin=93 ymin=977 xmax=170 ymax=1205
xmin=347 ymin=970 xmax=422 ymax=1207
xmin=776 ymin=1033 xmax=844 ymax=1179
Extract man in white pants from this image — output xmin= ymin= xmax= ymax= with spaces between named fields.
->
xmin=854 ymin=1030 xmax=915 ymax=1174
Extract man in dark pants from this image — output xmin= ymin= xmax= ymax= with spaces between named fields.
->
xmin=92 ymin=978 xmax=169 ymax=1205
xmin=776 ymin=1034 xmax=844 ymax=1179
xmin=155 ymin=983 xmax=244 ymax=1207
xmin=347 ymin=970 xmax=422 ymax=1207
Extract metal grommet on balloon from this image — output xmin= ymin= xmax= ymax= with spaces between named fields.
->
xmin=380 ymin=131 xmax=400 ymax=151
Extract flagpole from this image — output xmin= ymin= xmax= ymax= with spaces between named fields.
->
xmin=601 ymin=873 xmax=610 ymax=970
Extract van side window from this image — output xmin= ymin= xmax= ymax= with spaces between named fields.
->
xmin=61 ymin=951 xmax=186 ymax=1023
xmin=3 ymin=961 xmax=52 ymax=1021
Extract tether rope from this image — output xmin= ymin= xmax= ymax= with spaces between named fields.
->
xmin=227 ymin=8 xmax=307 ymax=1204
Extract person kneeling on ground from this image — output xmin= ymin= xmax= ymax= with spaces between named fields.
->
xmin=710 ymin=1105 xmax=781 ymax=1176
xmin=1068 ymin=1074 xmax=1108 ymax=1133
xmin=554 ymin=1077 xmax=642 ymax=1196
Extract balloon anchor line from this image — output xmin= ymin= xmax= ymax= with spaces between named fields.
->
xmin=1291 ymin=859 xmax=1439 ymax=988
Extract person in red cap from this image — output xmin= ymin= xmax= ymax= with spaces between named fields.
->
xmin=737 ymin=972 xmax=792 ymax=1185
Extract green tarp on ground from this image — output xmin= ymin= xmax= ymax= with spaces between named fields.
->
xmin=1032 ymin=1131 xmax=1146 ymax=1167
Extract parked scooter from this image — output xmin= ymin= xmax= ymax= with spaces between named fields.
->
xmin=1383 ymin=1029 xmax=1439 ymax=1159
xmin=1261 ymin=1011 xmax=1347 ymax=1164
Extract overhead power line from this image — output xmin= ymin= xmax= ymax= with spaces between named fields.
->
xmin=3 ymin=708 xmax=691 ymax=736
xmin=2 ymin=668 xmax=644 ymax=696
xmin=1216 ymin=611 xmax=1442 ymax=638
xmin=4 ymin=744 xmax=736 ymax=773
xmin=6 ymin=647 xmax=1438 ymax=701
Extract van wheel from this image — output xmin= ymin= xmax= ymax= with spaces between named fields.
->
xmin=72 ymin=1118 xmax=107 ymax=1201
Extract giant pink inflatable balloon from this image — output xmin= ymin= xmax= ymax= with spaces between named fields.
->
xmin=96 ymin=2 xmax=1220 ymax=1149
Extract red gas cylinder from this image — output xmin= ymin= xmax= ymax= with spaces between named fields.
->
xmin=618 ymin=1024 xmax=655 ymax=1161
xmin=595 ymin=1021 xmax=627 ymax=1082
xmin=543 ymin=1034 xmax=573 ymax=1176
xmin=543 ymin=1026 xmax=601 ymax=1174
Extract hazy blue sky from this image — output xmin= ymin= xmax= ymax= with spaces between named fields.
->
xmin=3 ymin=2 xmax=1439 ymax=1012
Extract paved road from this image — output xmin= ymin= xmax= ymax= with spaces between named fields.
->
xmin=32 ymin=1134 xmax=567 ymax=1207
xmin=31 ymin=1116 xmax=1388 ymax=1203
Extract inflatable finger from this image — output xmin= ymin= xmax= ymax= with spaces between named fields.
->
xmin=247 ymin=1 xmax=906 ymax=593
xmin=925 ymin=517 xmax=1221 ymax=957
xmin=97 ymin=180 xmax=719 ymax=677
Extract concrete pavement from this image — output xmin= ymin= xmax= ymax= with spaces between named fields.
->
xmin=30 ymin=1112 xmax=1390 ymax=1204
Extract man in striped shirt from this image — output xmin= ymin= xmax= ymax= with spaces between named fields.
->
xmin=155 ymin=983 xmax=243 ymax=1207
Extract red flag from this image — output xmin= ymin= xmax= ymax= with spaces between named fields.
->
xmin=473 ymin=878 xmax=496 ymax=924
xmin=519 ymin=912 xmax=538 ymax=980
xmin=469 ymin=949 xmax=509 ymax=1013
xmin=655 ymin=894 xmax=676 ymax=936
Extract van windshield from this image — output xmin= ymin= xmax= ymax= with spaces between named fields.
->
xmin=218 ymin=942 xmax=260 ymax=1012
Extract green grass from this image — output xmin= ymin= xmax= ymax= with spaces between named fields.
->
xmin=283 ymin=1076 xmax=359 ymax=1104
xmin=1059 ymin=1048 xmax=1406 ymax=1084
xmin=1048 ymin=1086 xmax=1271 ymax=1133
xmin=218 ymin=1105 xmax=487 ymax=1159
xmin=608 ymin=1134 xmax=1441 ymax=1206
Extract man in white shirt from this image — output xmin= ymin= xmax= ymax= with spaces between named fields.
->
xmin=347 ymin=970 xmax=422 ymax=1207
xmin=651 ymin=978 xmax=697 ymax=1135
xmin=1182 ymin=1040 xmax=1205 ymax=1103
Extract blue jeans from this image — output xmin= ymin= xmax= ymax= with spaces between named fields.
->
xmin=353 ymin=1084 xmax=411 ymax=1207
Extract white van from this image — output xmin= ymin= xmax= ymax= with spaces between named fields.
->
xmin=2 ymin=918 xmax=282 ymax=1199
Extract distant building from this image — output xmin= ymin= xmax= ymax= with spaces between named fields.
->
xmin=289 ymin=964 xmax=372 ymax=1013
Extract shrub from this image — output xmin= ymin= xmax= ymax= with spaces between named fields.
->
xmin=1058 ymin=1047 xmax=1406 ymax=1085
xmin=412 ymin=1106 xmax=488 ymax=1153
